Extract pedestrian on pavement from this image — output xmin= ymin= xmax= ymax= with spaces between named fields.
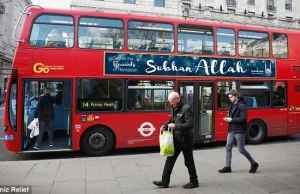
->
xmin=33 ymin=87 xmax=55 ymax=149
xmin=219 ymin=89 xmax=259 ymax=173
xmin=153 ymin=91 xmax=199 ymax=189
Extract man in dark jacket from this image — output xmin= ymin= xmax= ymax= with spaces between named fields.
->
xmin=153 ymin=91 xmax=198 ymax=189
xmin=33 ymin=87 xmax=55 ymax=149
xmin=219 ymin=90 xmax=259 ymax=173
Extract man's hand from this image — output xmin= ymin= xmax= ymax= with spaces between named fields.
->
xmin=223 ymin=117 xmax=232 ymax=122
xmin=168 ymin=123 xmax=175 ymax=130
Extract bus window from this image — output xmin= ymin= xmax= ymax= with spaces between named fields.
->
xmin=178 ymin=24 xmax=214 ymax=55
xmin=239 ymin=82 xmax=271 ymax=108
xmin=8 ymin=77 xmax=17 ymax=131
xmin=78 ymin=17 xmax=124 ymax=50
xmin=127 ymin=80 xmax=174 ymax=111
xmin=128 ymin=21 xmax=174 ymax=52
xmin=76 ymin=79 xmax=124 ymax=112
xmin=238 ymin=30 xmax=269 ymax=58
xmin=273 ymin=81 xmax=286 ymax=107
xmin=217 ymin=81 xmax=236 ymax=109
xmin=217 ymin=28 xmax=235 ymax=56
xmin=29 ymin=14 xmax=74 ymax=48
xmin=272 ymin=33 xmax=288 ymax=58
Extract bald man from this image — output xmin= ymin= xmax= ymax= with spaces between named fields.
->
xmin=153 ymin=91 xmax=199 ymax=189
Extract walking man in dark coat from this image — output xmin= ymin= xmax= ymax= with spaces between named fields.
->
xmin=219 ymin=89 xmax=259 ymax=173
xmin=153 ymin=91 xmax=199 ymax=189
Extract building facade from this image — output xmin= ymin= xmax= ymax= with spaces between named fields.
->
xmin=70 ymin=0 xmax=300 ymax=30
xmin=0 ymin=0 xmax=32 ymax=92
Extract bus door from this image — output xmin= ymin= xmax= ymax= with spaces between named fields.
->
xmin=287 ymin=81 xmax=300 ymax=135
xmin=178 ymin=81 xmax=214 ymax=141
xmin=22 ymin=79 xmax=72 ymax=151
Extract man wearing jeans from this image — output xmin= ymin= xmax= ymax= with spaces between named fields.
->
xmin=219 ymin=90 xmax=259 ymax=173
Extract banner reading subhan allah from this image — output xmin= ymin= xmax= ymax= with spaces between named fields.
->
xmin=104 ymin=52 xmax=276 ymax=78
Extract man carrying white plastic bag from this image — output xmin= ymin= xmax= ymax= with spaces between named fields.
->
xmin=159 ymin=126 xmax=174 ymax=156
xmin=153 ymin=91 xmax=198 ymax=189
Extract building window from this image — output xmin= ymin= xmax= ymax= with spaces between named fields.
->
xmin=124 ymin=0 xmax=135 ymax=4
xmin=226 ymin=0 xmax=236 ymax=7
xmin=285 ymin=0 xmax=292 ymax=10
xmin=267 ymin=0 xmax=276 ymax=11
xmin=154 ymin=0 xmax=165 ymax=7
xmin=247 ymin=0 xmax=255 ymax=5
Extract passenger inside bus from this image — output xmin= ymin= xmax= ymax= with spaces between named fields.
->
xmin=132 ymin=101 xmax=143 ymax=110
xmin=274 ymin=86 xmax=285 ymax=106
xmin=88 ymin=85 xmax=107 ymax=99
xmin=44 ymin=28 xmax=66 ymax=48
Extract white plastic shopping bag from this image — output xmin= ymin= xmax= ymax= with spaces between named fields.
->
xmin=28 ymin=118 xmax=39 ymax=138
xmin=159 ymin=126 xmax=174 ymax=156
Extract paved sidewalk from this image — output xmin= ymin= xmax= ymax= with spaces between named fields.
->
xmin=0 ymin=142 xmax=300 ymax=194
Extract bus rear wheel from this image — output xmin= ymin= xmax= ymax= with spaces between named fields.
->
xmin=80 ymin=126 xmax=115 ymax=156
xmin=246 ymin=119 xmax=267 ymax=144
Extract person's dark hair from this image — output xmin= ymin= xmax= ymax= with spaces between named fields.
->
xmin=56 ymin=83 xmax=62 ymax=88
xmin=228 ymin=89 xmax=240 ymax=98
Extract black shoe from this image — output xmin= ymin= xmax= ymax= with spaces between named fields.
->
xmin=49 ymin=143 xmax=53 ymax=147
xmin=182 ymin=181 xmax=199 ymax=189
xmin=249 ymin=162 xmax=259 ymax=173
xmin=152 ymin=180 xmax=169 ymax=188
xmin=218 ymin=166 xmax=232 ymax=173
xmin=33 ymin=145 xmax=40 ymax=150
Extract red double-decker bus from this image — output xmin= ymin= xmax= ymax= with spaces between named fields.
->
xmin=4 ymin=6 xmax=300 ymax=156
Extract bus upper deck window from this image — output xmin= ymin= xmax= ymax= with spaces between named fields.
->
xmin=272 ymin=33 xmax=288 ymax=58
xmin=29 ymin=14 xmax=74 ymax=48
xmin=128 ymin=21 xmax=174 ymax=52
xmin=238 ymin=30 xmax=269 ymax=58
xmin=78 ymin=17 xmax=124 ymax=50
xmin=217 ymin=28 xmax=235 ymax=56
xmin=178 ymin=24 xmax=214 ymax=55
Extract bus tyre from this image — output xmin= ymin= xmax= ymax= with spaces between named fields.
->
xmin=246 ymin=119 xmax=267 ymax=144
xmin=80 ymin=126 xmax=115 ymax=156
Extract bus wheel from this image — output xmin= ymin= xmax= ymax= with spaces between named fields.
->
xmin=246 ymin=119 xmax=267 ymax=144
xmin=80 ymin=126 xmax=115 ymax=156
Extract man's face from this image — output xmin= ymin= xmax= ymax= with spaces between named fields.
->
xmin=228 ymin=94 xmax=238 ymax=103
xmin=169 ymin=96 xmax=180 ymax=109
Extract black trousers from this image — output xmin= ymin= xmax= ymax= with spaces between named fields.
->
xmin=162 ymin=146 xmax=198 ymax=183
xmin=35 ymin=119 xmax=54 ymax=146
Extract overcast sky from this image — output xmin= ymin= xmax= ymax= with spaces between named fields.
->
xmin=32 ymin=0 xmax=72 ymax=9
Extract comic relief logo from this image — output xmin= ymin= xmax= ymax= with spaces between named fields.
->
xmin=138 ymin=122 xmax=156 ymax=137
xmin=33 ymin=63 xmax=64 ymax=74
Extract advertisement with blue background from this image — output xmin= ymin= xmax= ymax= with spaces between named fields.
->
xmin=104 ymin=52 xmax=276 ymax=78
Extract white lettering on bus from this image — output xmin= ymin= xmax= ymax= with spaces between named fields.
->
xmin=146 ymin=59 xmax=247 ymax=75
xmin=113 ymin=61 xmax=136 ymax=68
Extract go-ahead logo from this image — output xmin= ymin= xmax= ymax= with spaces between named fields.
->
xmin=33 ymin=62 xmax=64 ymax=73
xmin=138 ymin=122 xmax=156 ymax=137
